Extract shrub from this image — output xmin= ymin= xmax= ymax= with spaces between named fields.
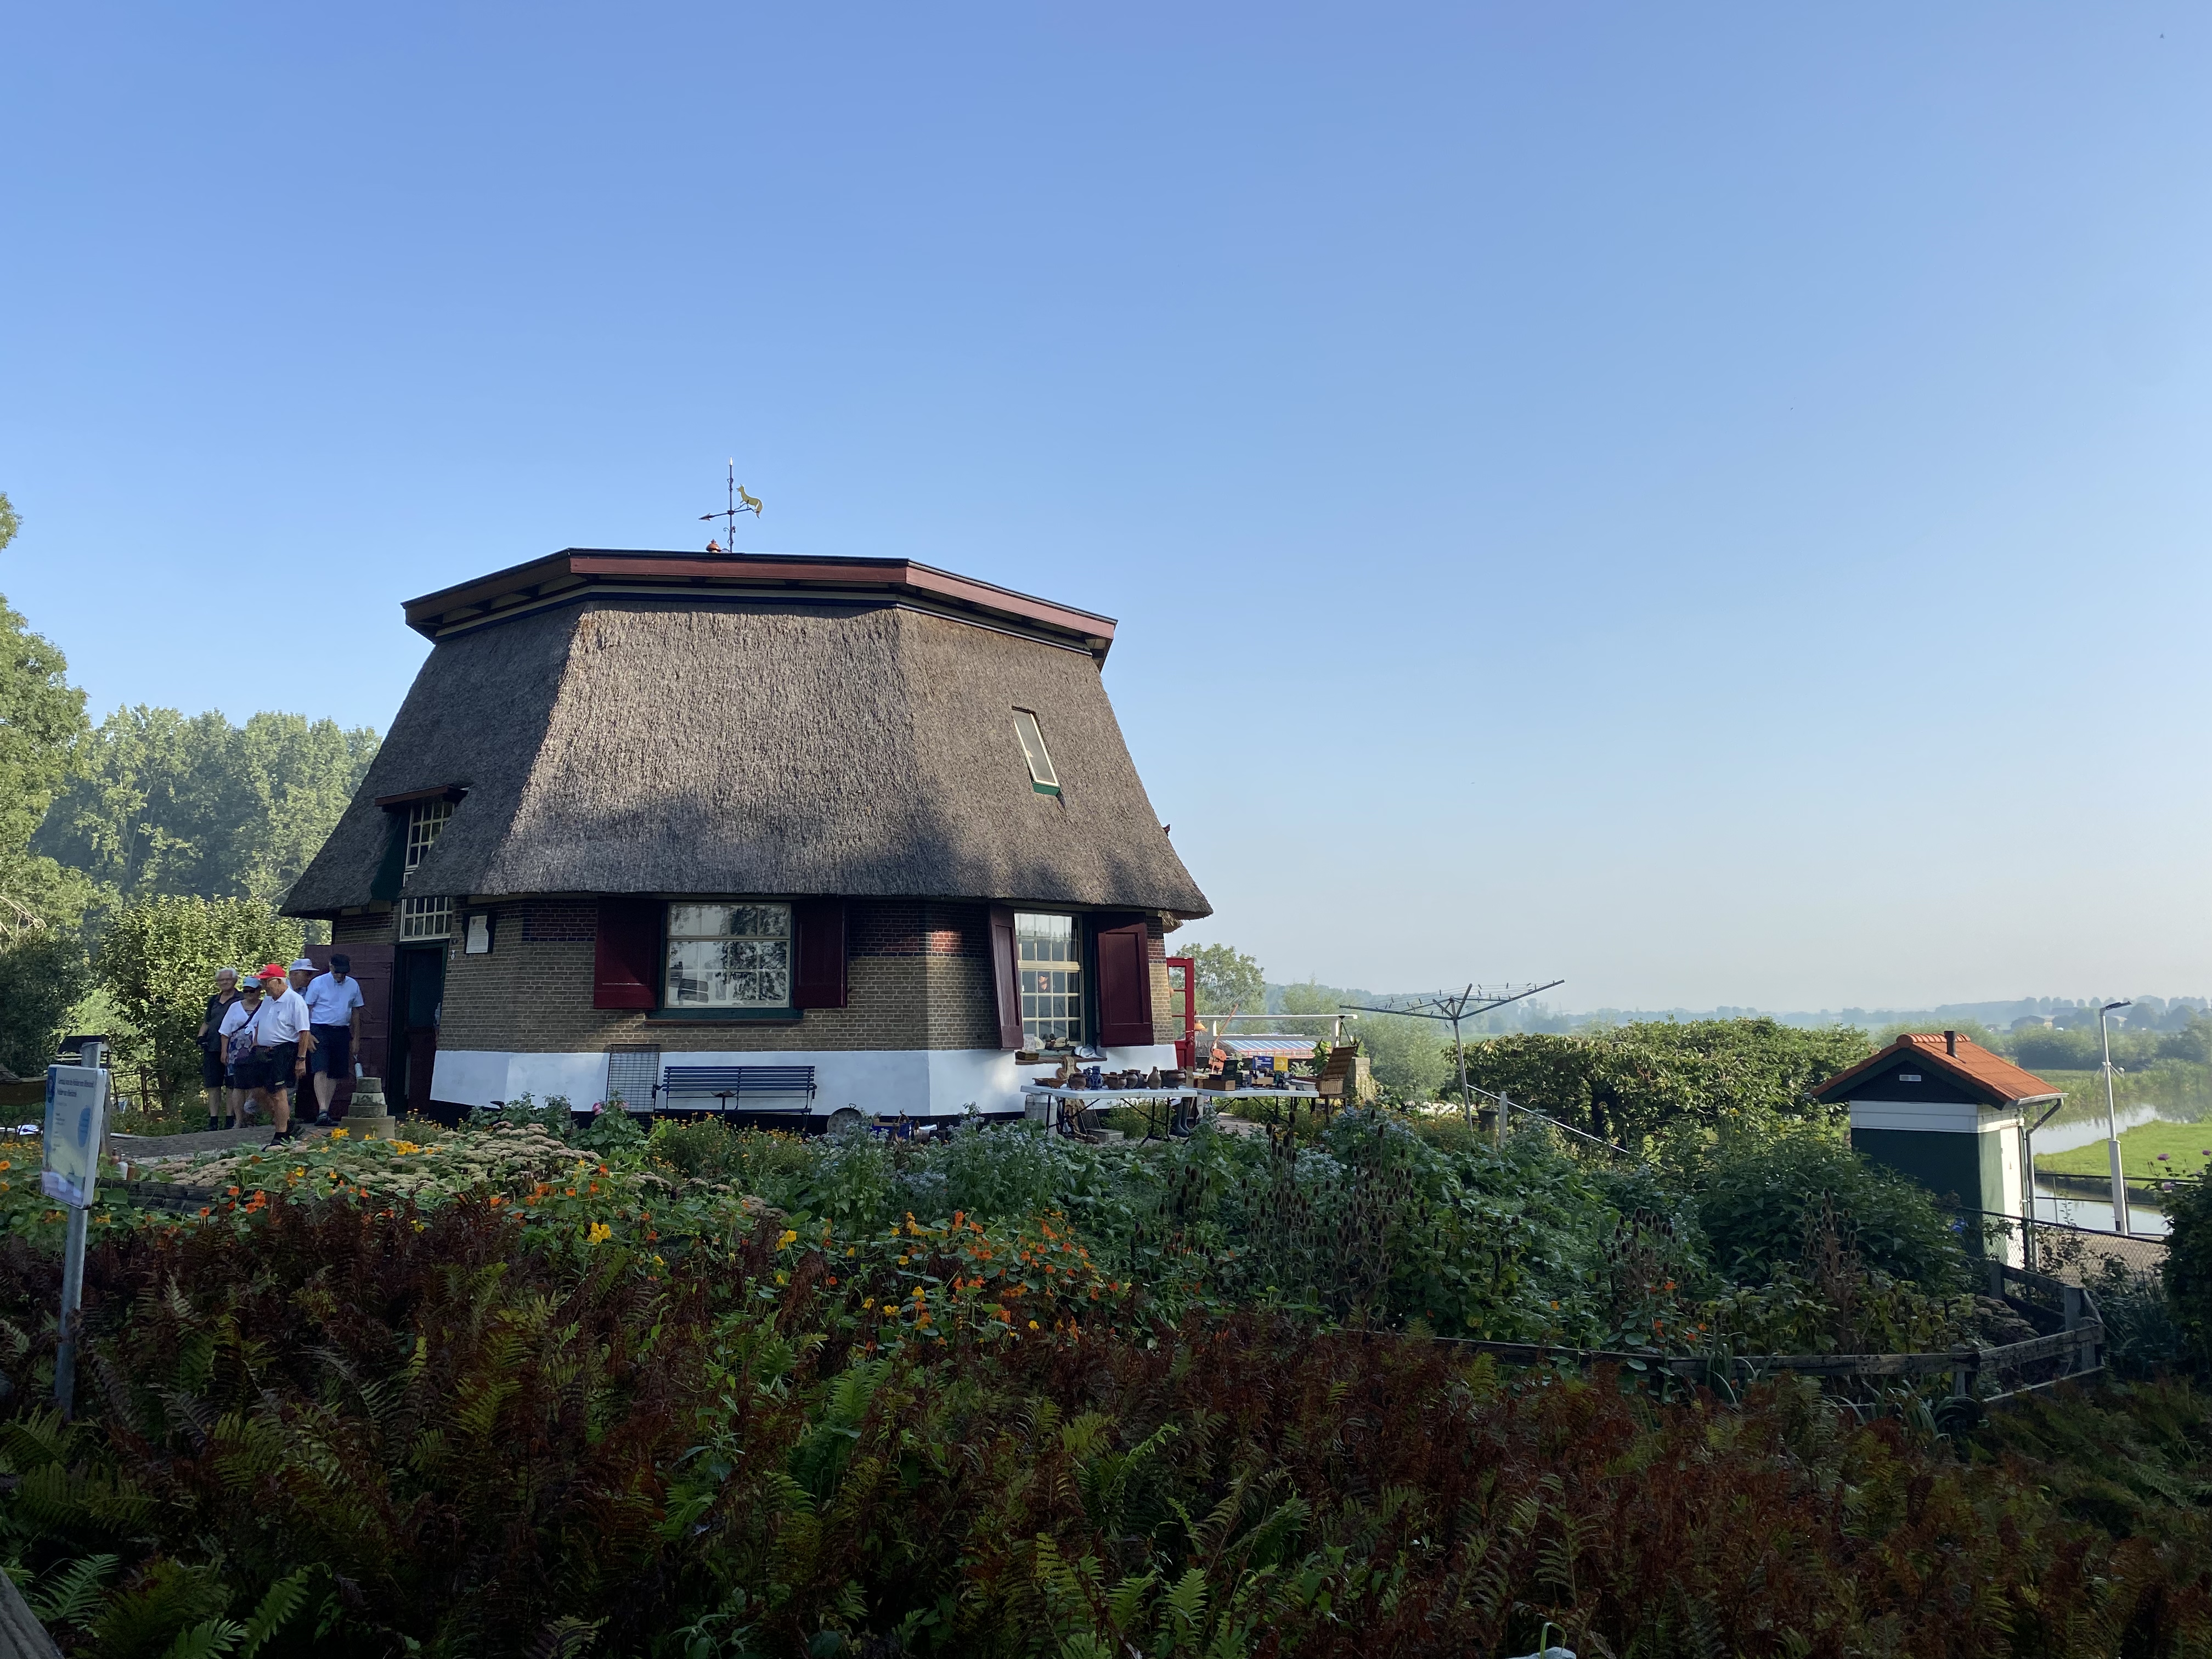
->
xmin=94 ymin=895 xmax=300 ymax=1109
xmin=2164 ymin=1173 xmax=2212 ymax=1367
xmin=1683 ymin=1123 xmax=1970 ymax=1291
xmin=5 ymin=1200 xmax=2212 ymax=1656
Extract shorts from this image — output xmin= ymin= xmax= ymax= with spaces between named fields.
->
xmin=232 ymin=1048 xmax=296 ymax=1092
xmin=201 ymin=1051 xmax=226 ymax=1088
xmin=309 ymin=1024 xmax=352 ymax=1077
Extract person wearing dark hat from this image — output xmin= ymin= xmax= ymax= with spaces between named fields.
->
xmin=303 ymin=953 xmax=365 ymax=1128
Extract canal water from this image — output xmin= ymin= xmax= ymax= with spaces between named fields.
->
xmin=2030 ymin=1100 xmax=2181 ymax=1237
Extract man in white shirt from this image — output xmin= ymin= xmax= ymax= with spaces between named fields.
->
xmin=239 ymin=962 xmax=313 ymax=1142
xmin=302 ymin=953 xmax=367 ymax=1127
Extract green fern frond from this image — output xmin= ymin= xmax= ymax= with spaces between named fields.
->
xmin=27 ymin=1553 xmax=118 ymax=1626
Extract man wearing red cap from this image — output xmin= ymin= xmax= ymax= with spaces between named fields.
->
xmin=243 ymin=962 xmax=313 ymax=1143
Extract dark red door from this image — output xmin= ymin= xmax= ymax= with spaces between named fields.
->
xmin=306 ymin=943 xmax=394 ymax=1116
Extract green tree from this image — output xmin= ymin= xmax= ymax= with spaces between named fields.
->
xmin=97 ymin=895 xmax=301 ymax=1109
xmin=1349 ymin=1011 xmax=1451 ymax=1102
xmin=1177 ymin=943 xmax=1266 ymax=1015
xmin=1463 ymin=1019 xmax=1874 ymax=1142
xmin=0 ymin=491 xmax=100 ymax=1069
xmin=1277 ymin=979 xmax=1343 ymax=1035
xmin=0 ymin=931 xmax=93 ymax=1077
xmin=36 ymin=706 xmax=378 ymax=907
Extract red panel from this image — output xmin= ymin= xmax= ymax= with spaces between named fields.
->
xmin=306 ymin=942 xmax=394 ymax=1113
xmin=989 ymin=905 xmax=1023 ymax=1050
xmin=594 ymin=899 xmax=662 ymax=1009
xmin=1094 ymin=921 xmax=1154 ymax=1048
xmin=792 ymin=899 xmax=848 ymax=1009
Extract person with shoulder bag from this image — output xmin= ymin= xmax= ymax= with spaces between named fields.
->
xmin=217 ymin=977 xmax=271 ymax=1131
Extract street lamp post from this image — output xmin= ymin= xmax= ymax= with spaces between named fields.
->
xmin=2099 ymin=999 xmax=2133 ymax=1238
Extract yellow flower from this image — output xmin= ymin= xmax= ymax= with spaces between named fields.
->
xmin=1028 ymin=1320 xmax=1040 ymax=1331
xmin=585 ymin=1221 xmax=612 ymax=1245
xmin=330 ymin=1128 xmax=349 ymax=1140
xmin=778 ymin=1229 xmax=799 ymax=1249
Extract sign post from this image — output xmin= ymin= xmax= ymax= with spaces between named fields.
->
xmin=43 ymin=1047 xmax=108 ymax=1419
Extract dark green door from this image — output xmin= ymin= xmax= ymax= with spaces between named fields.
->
xmin=391 ymin=946 xmax=447 ymax=1119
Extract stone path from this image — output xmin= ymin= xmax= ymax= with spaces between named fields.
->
xmin=110 ymin=1123 xmax=334 ymax=1163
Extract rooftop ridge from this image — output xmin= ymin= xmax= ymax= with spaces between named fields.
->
xmin=402 ymin=549 xmax=1119 ymax=658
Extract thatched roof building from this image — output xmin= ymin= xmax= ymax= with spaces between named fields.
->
xmin=287 ymin=549 xmax=1208 ymax=1122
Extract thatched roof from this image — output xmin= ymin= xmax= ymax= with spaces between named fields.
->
xmin=286 ymin=552 xmax=1208 ymax=917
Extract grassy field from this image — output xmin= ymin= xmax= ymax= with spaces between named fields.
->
xmin=2037 ymin=1117 xmax=2212 ymax=1182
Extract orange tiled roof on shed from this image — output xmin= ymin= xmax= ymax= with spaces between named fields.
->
xmin=1811 ymin=1032 xmax=2059 ymax=1107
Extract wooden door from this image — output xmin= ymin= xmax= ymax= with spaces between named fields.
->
xmin=305 ymin=943 xmax=394 ymax=1116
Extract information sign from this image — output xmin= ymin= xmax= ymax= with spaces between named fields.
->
xmin=41 ymin=1064 xmax=108 ymax=1209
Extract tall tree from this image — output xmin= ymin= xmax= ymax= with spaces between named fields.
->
xmin=98 ymin=895 xmax=301 ymax=1109
xmin=0 ymin=490 xmax=98 ymax=1068
xmin=36 ymin=706 xmax=379 ymax=907
xmin=1177 ymin=943 xmax=1267 ymax=1015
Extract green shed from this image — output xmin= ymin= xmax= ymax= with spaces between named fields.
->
xmin=1812 ymin=1031 xmax=2062 ymax=1263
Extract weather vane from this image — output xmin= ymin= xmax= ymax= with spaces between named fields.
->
xmin=699 ymin=459 xmax=762 ymax=555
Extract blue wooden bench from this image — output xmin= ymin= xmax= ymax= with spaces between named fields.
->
xmin=654 ymin=1064 xmax=818 ymax=1112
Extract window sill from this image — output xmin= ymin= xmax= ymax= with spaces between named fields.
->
xmin=645 ymin=1007 xmax=803 ymax=1024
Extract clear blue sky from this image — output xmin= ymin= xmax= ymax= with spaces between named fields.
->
xmin=5 ymin=5 xmax=2207 ymax=1012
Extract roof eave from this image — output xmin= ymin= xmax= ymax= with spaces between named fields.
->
xmin=402 ymin=549 xmax=1120 ymax=659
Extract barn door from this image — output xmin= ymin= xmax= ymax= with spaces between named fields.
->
xmin=305 ymin=942 xmax=394 ymax=1116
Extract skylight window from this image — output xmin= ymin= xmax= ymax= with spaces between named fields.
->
xmin=1013 ymin=710 xmax=1059 ymax=795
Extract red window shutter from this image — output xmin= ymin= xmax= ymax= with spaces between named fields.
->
xmin=989 ymin=905 xmax=1023 ymax=1050
xmin=792 ymin=899 xmax=848 ymax=1009
xmin=1094 ymin=919 xmax=1154 ymax=1048
xmin=593 ymin=898 xmax=662 ymax=1009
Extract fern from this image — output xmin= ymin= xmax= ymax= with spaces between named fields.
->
xmin=236 ymin=1568 xmax=311 ymax=1656
xmin=528 ymin=1615 xmax=605 ymax=1658
xmin=163 ymin=1617 xmax=245 ymax=1659
xmin=27 ymin=1553 xmax=118 ymax=1627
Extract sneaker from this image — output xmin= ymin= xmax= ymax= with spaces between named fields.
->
xmin=207 ymin=1116 xmax=221 ymax=1133
xmin=267 ymin=1128 xmax=294 ymax=1147
xmin=313 ymin=1113 xmax=333 ymax=1128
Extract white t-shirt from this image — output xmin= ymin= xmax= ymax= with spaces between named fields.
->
xmin=304 ymin=972 xmax=366 ymax=1025
xmin=218 ymin=998 xmax=270 ymax=1047
xmin=253 ymin=986 xmax=313 ymax=1046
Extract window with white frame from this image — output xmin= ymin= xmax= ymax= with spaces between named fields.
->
xmin=1012 ymin=710 xmax=1059 ymax=795
xmin=664 ymin=902 xmax=792 ymax=1008
xmin=1017 ymin=911 xmax=1081 ymax=1045
xmin=399 ymin=895 xmax=453 ymax=941
xmin=405 ymin=799 xmax=453 ymax=873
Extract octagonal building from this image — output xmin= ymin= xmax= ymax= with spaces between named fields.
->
xmin=285 ymin=549 xmax=1209 ymax=1121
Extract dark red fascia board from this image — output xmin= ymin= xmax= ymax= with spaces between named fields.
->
xmin=402 ymin=549 xmax=1119 ymax=655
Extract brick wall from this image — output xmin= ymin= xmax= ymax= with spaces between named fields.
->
xmin=1148 ymin=918 xmax=1183 ymax=1047
xmin=333 ymin=911 xmax=396 ymax=945
xmin=437 ymin=896 xmax=1001 ymax=1056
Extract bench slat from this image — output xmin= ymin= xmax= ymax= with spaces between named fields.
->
xmin=656 ymin=1064 xmax=818 ymax=1107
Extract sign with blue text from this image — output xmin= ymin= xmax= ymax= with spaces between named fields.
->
xmin=41 ymin=1065 xmax=108 ymax=1209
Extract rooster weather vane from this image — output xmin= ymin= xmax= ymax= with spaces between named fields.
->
xmin=701 ymin=460 xmax=763 ymax=555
